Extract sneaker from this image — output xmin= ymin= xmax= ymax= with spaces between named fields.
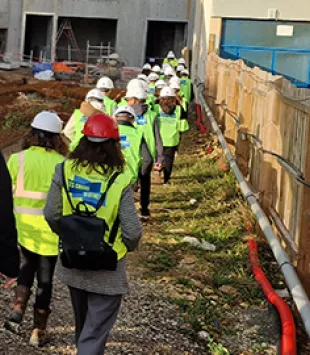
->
xmin=140 ymin=208 xmax=151 ymax=220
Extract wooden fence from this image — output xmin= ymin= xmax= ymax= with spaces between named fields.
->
xmin=205 ymin=53 xmax=310 ymax=295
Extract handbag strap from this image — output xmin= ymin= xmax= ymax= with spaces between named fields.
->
xmin=62 ymin=162 xmax=120 ymax=214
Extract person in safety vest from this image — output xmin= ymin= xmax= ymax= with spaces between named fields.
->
xmin=96 ymin=76 xmax=117 ymax=116
xmin=114 ymin=104 xmax=148 ymax=186
xmin=63 ymin=88 xmax=104 ymax=151
xmin=155 ymin=87 xmax=189 ymax=184
xmin=170 ymin=78 xmax=188 ymax=112
xmin=178 ymin=57 xmax=187 ymax=68
xmin=0 ymin=152 xmax=20 ymax=290
xmin=176 ymin=65 xmax=185 ymax=78
xmin=148 ymin=72 xmax=159 ymax=95
xmin=141 ymin=63 xmax=152 ymax=77
xmin=180 ymin=69 xmax=194 ymax=104
xmin=152 ymin=65 xmax=161 ymax=75
xmin=164 ymin=65 xmax=176 ymax=84
xmin=125 ymin=83 xmax=164 ymax=218
xmin=163 ymin=51 xmax=178 ymax=68
xmin=44 ymin=113 xmax=142 ymax=355
xmin=5 ymin=111 xmax=66 ymax=347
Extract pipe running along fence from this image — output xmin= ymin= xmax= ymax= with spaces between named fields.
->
xmin=196 ymin=83 xmax=310 ymax=339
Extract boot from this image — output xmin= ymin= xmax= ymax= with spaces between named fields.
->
xmin=5 ymin=285 xmax=31 ymax=333
xmin=29 ymin=309 xmax=51 ymax=347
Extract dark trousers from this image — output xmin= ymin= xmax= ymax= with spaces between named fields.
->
xmin=17 ymin=246 xmax=57 ymax=310
xmin=69 ymin=287 xmax=122 ymax=355
xmin=139 ymin=170 xmax=151 ymax=211
xmin=163 ymin=146 xmax=178 ymax=183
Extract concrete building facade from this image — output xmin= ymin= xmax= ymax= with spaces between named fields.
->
xmin=192 ymin=0 xmax=310 ymax=87
xmin=4 ymin=0 xmax=196 ymax=67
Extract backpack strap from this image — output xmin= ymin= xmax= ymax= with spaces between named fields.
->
xmin=62 ymin=162 xmax=76 ymax=212
xmin=62 ymin=161 xmax=120 ymax=215
xmin=95 ymin=172 xmax=120 ymax=212
xmin=108 ymin=216 xmax=120 ymax=245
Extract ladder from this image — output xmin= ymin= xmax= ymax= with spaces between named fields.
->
xmin=56 ymin=19 xmax=83 ymax=62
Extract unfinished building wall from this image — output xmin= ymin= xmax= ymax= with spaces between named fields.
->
xmin=20 ymin=0 xmax=196 ymax=66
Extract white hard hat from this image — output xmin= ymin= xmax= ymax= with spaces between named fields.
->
xmin=170 ymin=81 xmax=180 ymax=90
xmin=167 ymin=51 xmax=176 ymax=59
xmin=125 ymin=86 xmax=147 ymax=100
xmin=127 ymin=78 xmax=144 ymax=90
xmin=31 ymin=111 xmax=63 ymax=134
xmin=176 ymin=65 xmax=185 ymax=72
xmin=178 ymin=58 xmax=186 ymax=65
xmin=169 ymin=76 xmax=180 ymax=85
xmin=182 ymin=69 xmax=190 ymax=76
xmin=148 ymin=73 xmax=159 ymax=82
xmin=96 ymin=76 xmax=114 ymax=90
xmin=162 ymin=63 xmax=171 ymax=71
xmin=138 ymin=74 xmax=148 ymax=82
xmin=114 ymin=105 xmax=136 ymax=119
xmin=85 ymin=88 xmax=104 ymax=101
xmin=160 ymin=87 xmax=176 ymax=98
xmin=164 ymin=66 xmax=175 ymax=77
xmin=142 ymin=63 xmax=152 ymax=70
xmin=152 ymin=65 xmax=161 ymax=73
xmin=155 ymin=80 xmax=167 ymax=89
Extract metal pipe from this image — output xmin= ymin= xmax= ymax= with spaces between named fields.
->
xmin=198 ymin=87 xmax=310 ymax=338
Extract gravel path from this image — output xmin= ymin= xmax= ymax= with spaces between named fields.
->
xmin=0 ymin=275 xmax=205 ymax=355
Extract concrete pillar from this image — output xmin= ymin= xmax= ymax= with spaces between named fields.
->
xmin=6 ymin=0 xmax=23 ymax=60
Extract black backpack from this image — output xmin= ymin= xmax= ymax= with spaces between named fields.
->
xmin=59 ymin=162 xmax=120 ymax=271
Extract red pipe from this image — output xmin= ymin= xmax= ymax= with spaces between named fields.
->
xmin=196 ymin=103 xmax=207 ymax=134
xmin=248 ymin=239 xmax=296 ymax=355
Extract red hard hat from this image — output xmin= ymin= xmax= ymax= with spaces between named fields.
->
xmin=82 ymin=113 xmax=120 ymax=141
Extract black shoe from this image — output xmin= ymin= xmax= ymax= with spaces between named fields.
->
xmin=140 ymin=208 xmax=151 ymax=220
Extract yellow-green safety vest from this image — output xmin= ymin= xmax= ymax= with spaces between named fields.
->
xmin=118 ymin=122 xmax=143 ymax=183
xmin=104 ymin=96 xmax=117 ymax=117
xmin=62 ymin=161 xmax=131 ymax=261
xmin=156 ymin=106 xmax=189 ymax=147
xmin=163 ymin=58 xmax=178 ymax=68
xmin=70 ymin=109 xmax=87 ymax=152
xmin=8 ymin=147 xmax=64 ymax=256
xmin=134 ymin=110 xmax=157 ymax=160
xmin=180 ymin=77 xmax=192 ymax=103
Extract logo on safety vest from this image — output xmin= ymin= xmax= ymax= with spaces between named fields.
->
xmin=136 ymin=115 xmax=147 ymax=126
xmin=148 ymin=88 xmax=155 ymax=95
xmin=180 ymin=80 xmax=188 ymax=85
xmin=68 ymin=176 xmax=104 ymax=208
xmin=80 ymin=115 xmax=88 ymax=123
xmin=120 ymin=135 xmax=131 ymax=149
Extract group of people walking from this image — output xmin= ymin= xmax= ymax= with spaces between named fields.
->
xmin=0 ymin=50 xmax=192 ymax=354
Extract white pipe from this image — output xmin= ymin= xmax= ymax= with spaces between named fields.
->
xmin=198 ymin=87 xmax=310 ymax=338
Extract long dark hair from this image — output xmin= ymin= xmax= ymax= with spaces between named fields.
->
xmin=69 ymin=137 xmax=124 ymax=176
xmin=22 ymin=129 xmax=67 ymax=156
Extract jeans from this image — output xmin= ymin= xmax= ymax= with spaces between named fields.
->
xmin=17 ymin=246 xmax=57 ymax=310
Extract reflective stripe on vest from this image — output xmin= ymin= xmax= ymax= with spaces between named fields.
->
xmin=15 ymin=152 xmax=48 ymax=200
xmin=8 ymin=147 xmax=64 ymax=256
xmin=14 ymin=206 xmax=43 ymax=216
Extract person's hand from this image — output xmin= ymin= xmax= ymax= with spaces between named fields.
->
xmin=154 ymin=163 xmax=163 ymax=172
xmin=3 ymin=277 xmax=17 ymax=290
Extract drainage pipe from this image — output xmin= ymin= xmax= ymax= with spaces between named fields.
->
xmin=248 ymin=239 xmax=296 ymax=354
xmin=197 ymin=87 xmax=310 ymax=338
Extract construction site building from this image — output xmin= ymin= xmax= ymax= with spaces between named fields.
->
xmin=3 ymin=0 xmax=196 ymax=67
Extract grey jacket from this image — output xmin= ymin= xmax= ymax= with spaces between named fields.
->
xmin=44 ymin=163 xmax=142 ymax=295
